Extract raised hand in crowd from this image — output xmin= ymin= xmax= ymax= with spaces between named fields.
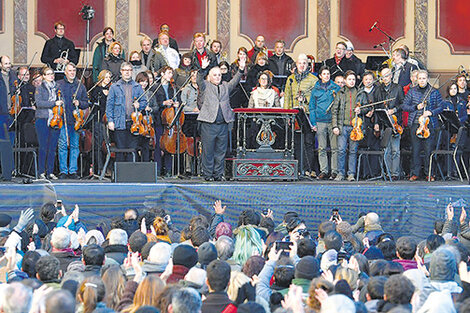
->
xmin=213 ymin=200 xmax=226 ymax=215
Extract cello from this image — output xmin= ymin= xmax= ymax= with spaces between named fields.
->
xmin=160 ymin=101 xmax=187 ymax=154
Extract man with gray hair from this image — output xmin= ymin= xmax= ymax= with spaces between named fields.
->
xmin=104 ymin=228 xmax=129 ymax=264
xmin=51 ymin=227 xmax=80 ymax=273
xmin=168 ymin=287 xmax=202 ymax=313
xmin=0 ymin=282 xmax=33 ymax=313
xmin=197 ymin=53 xmax=245 ymax=181
xmin=45 ymin=289 xmax=76 ymax=313
xmin=284 ymin=54 xmax=319 ymax=177
xmin=106 ymin=61 xmax=147 ymax=162
xmin=215 ymin=235 xmax=241 ymax=271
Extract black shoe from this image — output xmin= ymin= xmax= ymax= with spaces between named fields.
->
xmin=214 ymin=176 xmax=226 ymax=181
xmin=329 ymin=173 xmax=337 ymax=180
xmin=204 ymin=177 xmax=214 ymax=182
xmin=68 ymin=173 xmax=79 ymax=179
xmin=58 ymin=173 xmax=68 ymax=179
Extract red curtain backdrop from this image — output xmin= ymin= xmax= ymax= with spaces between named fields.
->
xmin=139 ymin=0 xmax=206 ymax=50
xmin=339 ymin=0 xmax=404 ymax=51
xmin=438 ymin=0 xmax=470 ymax=53
xmin=240 ymin=0 xmax=306 ymax=50
xmin=36 ymin=0 xmax=105 ymax=48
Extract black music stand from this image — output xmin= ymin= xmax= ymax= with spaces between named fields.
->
xmin=293 ymin=107 xmax=314 ymax=178
xmin=437 ymin=110 xmax=462 ymax=180
xmin=9 ymin=108 xmax=35 ymax=177
xmin=365 ymin=56 xmax=389 ymax=72
xmin=374 ymin=109 xmax=394 ymax=129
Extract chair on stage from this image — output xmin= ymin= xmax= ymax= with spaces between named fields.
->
xmin=100 ymin=124 xmax=136 ymax=180
xmin=356 ymin=127 xmax=393 ymax=181
xmin=13 ymin=122 xmax=38 ymax=179
xmin=428 ymin=126 xmax=468 ymax=182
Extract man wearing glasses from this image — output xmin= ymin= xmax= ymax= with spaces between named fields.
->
xmin=41 ymin=22 xmax=78 ymax=72
xmin=106 ymin=62 xmax=147 ymax=162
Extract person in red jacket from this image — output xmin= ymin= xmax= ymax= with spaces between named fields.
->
xmin=247 ymin=35 xmax=273 ymax=63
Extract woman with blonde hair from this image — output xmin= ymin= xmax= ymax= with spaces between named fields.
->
xmin=102 ymin=41 xmax=125 ymax=82
xmin=334 ymin=267 xmax=359 ymax=291
xmin=76 ymin=276 xmax=109 ymax=313
xmin=101 ymin=265 xmax=126 ymax=311
xmin=120 ymin=275 xmax=165 ymax=313
xmin=307 ymin=278 xmax=334 ymax=312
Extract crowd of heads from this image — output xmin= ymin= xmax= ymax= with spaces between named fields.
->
xmin=0 ymin=201 xmax=469 ymax=313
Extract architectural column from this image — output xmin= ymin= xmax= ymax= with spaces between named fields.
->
xmin=317 ymin=0 xmax=331 ymax=61
xmin=14 ymin=0 xmax=27 ymax=64
xmin=217 ymin=0 xmax=230 ymax=58
xmin=415 ymin=0 xmax=428 ymax=66
xmin=115 ymin=0 xmax=129 ymax=54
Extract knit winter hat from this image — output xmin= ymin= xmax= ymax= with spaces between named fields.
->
xmin=295 ymin=255 xmax=321 ymax=280
xmin=198 ymin=242 xmax=218 ymax=267
xmin=173 ymin=244 xmax=198 ymax=269
xmin=0 ymin=213 xmax=12 ymax=227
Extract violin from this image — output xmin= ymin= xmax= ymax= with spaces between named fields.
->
xmin=350 ymin=103 xmax=364 ymax=141
xmin=142 ymin=109 xmax=155 ymax=139
xmin=130 ymin=99 xmax=145 ymax=136
xmin=49 ymin=90 xmax=64 ymax=129
xmin=9 ymin=81 xmax=22 ymax=115
xmin=73 ymin=104 xmax=85 ymax=131
xmin=160 ymin=101 xmax=187 ymax=154
xmin=416 ymin=101 xmax=430 ymax=139
xmin=384 ymin=101 xmax=403 ymax=135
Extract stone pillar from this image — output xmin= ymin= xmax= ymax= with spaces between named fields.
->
xmin=317 ymin=0 xmax=331 ymax=62
xmin=14 ymin=0 xmax=27 ymax=64
xmin=414 ymin=0 xmax=428 ymax=66
xmin=217 ymin=0 xmax=230 ymax=59
xmin=115 ymin=0 xmax=129 ymax=54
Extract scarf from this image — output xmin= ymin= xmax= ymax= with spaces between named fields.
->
xmin=44 ymin=81 xmax=57 ymax=102
xmin=252 ymin=87 xmax=275 ymax=108
xmin=294 ymin=69 xmax=309 ymax=84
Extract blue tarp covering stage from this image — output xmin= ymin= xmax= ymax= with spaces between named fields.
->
xmin=0 ymin=181 xmax=469 ymax=240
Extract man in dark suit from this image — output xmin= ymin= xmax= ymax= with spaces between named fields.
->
xmin=40 ymin=22 xmax=78 ymax=71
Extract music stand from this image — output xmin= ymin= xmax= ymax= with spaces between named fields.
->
xmin=9 ymin=107 xmax=35 ymax=176
xmin=439 ymin=110 xmax=461 ymax=134
xmin=374 ymin=109 xmax=394 ymax=129
xmin=293 ymin=107 xmax=314 ymax=178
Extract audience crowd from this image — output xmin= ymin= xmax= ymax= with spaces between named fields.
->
xmin=0 ymin=200 xmax=469 ymax=313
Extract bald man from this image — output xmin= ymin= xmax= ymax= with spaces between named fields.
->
xmin=247 ymin=35 xmax=273 ymax=62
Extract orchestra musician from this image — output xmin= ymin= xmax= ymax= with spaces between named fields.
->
xmin=102 ymin=42 xmax=125 ymax=82
xmin=129 ymin=51 xmax=148 ymax=80
xmin=325 ymin=42 xmax=356 ymax=80
xmin=106 ymin=62 xmax=147 ymax=162
xmin=456 ymin=74 xmax=469 ymax=102
xmin=135 ymin=72 xmax=152 ymax=162
xmin=402 ymin=70 xmax=444 ymax=181
xmin=153 ymin=66 xmax=179 ymax=176
xmin=139 ymin=36 xmax=167 ymax=74
xmin=17 ymin=67 xmax=36 ymax=109
xmin=181 ymin=70 xmax=199 ymax=113
xmin=308 ymin=65 xmax=340 ymax=180
xmin=92 ymin=27 xmax=124 ymax=83
xmin=174 ymin=53 xmax=193 ymax=89
xmin=56 ymin=63 xmax=89 ymax=179
xmin=248 ymin=70 xmax=281 ymax=108
xmin=284 ymin=54 xmax=319 ymax=177
xmin=155 ymin=32 xmax=180 ymax=70
xmin=191 ymin=33 xmax=217 ymax=70
xmin=34 ymin=67 xmax=60 ymax=180
xmin=391 ymin=48 xmax=418 ymax=88
xmin=375 ymin=67 xmax=405 ymax=180
xmin=210 ymin=40 xmax=223 ymax=64
xmin=152 ymin=24 xmax=179 ymax=53
xmin=197 ymin=55 xmax=245 ymax=181
xmin=268 ymin=40 xmax=294 ymax=93
xmin=40 ymin=22 xmax=78 ymax=72
xmin=0 ymin=56 xmax=17 ymax=143
xmin=247 ymin=35 xmax=273 ymax=62
xmin=331 ymin=70 xmax=363 ymax=181
xmin=230 ymin=47 xmax=251 ymax=108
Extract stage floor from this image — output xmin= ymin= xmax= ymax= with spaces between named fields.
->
xmin=1 ymin=178 xmax=469 ymax=240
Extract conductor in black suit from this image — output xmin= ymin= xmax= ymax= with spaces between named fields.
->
xmin=41 ymin=22 xmax=79 ymax=71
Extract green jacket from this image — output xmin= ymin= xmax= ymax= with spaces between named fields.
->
xmin=292 ymin=278 xmax=312 ymax=294
xmin=284 ymin=72 xmax=318 ymax=113
xmin=331 ymin=85 xmax=359 ymax=130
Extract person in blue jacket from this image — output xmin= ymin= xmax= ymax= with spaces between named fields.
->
xmin=106 ymin=62 xmax=147 ymax=162
xmin=309 ymin=66 xmax=340 ymax=180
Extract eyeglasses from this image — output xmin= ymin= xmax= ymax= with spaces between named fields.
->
xmin=121 ymin=69 xmax=132 ymax=72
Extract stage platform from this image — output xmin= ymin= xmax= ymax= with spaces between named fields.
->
xmin=1 ymin=178 xmax=469 ymax=240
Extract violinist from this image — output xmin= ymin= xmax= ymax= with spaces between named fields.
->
xmin=90 ymin=69 xmax=112 ymax=171
xmin=331 ymin=70 xmax=362 ymax=181
xmin=0 ymin=56 xmax=17 ymax=146
xmin=456 ymin=74 xmax=469 ymax=103
xmin=106 ymin=62 xmax=147 ymax=162
xmin=358 ymin=71 xmax=380 ymax=179
xmin=153 ymin=66 xmax=178 ymax=176
xmin=135 ymin=72 xmax=152 ymax=162
xmin=402 ymin=70 xmax=444 ymax=181
xmin=375 ymin=67 xmax=405 ymax=180
xmin=34 ymin=67 xmax=60 ymax=179
xmin=56 ymin=63 xmax=89 ymax=179
xmin=17 ymin=67 xmax=36 ymax=108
